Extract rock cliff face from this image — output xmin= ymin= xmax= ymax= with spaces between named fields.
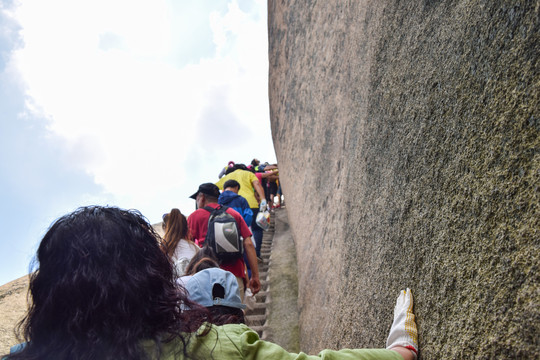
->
xmin=268 ymin=1 xmax=539 ymax=358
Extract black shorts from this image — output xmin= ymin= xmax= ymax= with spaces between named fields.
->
xmin=268 ymin=181 xmax=278 ymax=195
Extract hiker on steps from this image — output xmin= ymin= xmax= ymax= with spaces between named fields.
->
xmin=187 ymin=183 xmax=261 ymax=301
xmin=183 ymin=266 xmax=419 ymax=360
xmin=218 ymin=179 xmax=253 ymax=226
xmin=218 ymin=179 xmax=257 ymax=277
xmin=4 ymin=206 xmax=418 ymax=360
xmin=161 ymin=208 xmax=199 ymax=277
xmin=216 ymin=164 xmax=267 ymax=259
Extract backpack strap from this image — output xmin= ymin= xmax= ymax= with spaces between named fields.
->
xmin=203 ymin=205 xmax=228 ymax=224
xmin=202 ymin=205 xmax=227 ymax=213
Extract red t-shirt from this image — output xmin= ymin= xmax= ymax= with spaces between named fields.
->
xmin=187 ymin=203 xmax=252 ymax=279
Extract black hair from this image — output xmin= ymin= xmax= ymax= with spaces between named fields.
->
xmin=225 ymin=164 xmax=247 ymax=175
xmin=223 ymin=179 xmax=241 ymax=191
xmin=201 ymin=193 xmax=219 ymax=203
xmin=207 ymin=306 xmax=245 ymax=326
xmin=7 ymin=206 xmax=208 ymax=360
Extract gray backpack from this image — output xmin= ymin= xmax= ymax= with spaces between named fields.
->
xmin=203 ymin=205 xmax=243 ymax=262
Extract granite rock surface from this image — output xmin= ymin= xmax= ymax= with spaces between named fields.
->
xmin=268 ymin=1 xmax=539 ymax=358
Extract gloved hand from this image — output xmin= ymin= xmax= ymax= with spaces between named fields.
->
xmin=386 ymin=288 xmax=418 ymax=359
xmin=259 ymin=200 xmax=267 ymax=211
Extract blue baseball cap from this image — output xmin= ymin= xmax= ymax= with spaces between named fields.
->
xmin=185 ymin=268 xmax=246 ymax=310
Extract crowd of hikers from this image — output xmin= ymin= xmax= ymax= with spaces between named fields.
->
xmin=3 ymin=158 xmax=419 ymax=359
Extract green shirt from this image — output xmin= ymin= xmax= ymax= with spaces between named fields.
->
xmin=147 ymin=323 xmax=403 ymax=360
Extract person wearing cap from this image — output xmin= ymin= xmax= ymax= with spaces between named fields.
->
xmin=218 ymin=161 xmax=236 ymax=179
xmin=182 ymin=268 xmax=418 ymax=360
xmin=187 ymin=183 xmax=261 ymax=298
xmin=184 ymin=268 xmax=247 ymax=325
xmin=5 ymin=206 xmax=417 ymax=360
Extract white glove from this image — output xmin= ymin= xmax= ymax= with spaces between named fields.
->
xmin=259 ymin=200 xmax=267 ymax=211
xmin=386 ymin=288 xmax=418 ymax=359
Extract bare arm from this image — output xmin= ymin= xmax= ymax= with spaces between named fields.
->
xmin=243 ymin=237 xmax=260 ymax=294
xmin=260 ymin=171 xmax=278 ymax=179
xmin=252 ymin=179 xmax=265 ymax=204
xmin=391 ymin=347 xmax=415 ymax=360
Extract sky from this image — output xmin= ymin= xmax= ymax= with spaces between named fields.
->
xmin=0 ymin=0 xmax=276 ymax=285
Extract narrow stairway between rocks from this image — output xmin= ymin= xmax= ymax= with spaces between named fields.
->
xmin=244 ymin=207 xmax=300 ymax=352
xmin=244 ymin=214 xmax=274 ymax=338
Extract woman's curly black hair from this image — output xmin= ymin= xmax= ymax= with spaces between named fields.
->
xmin=7 ymin=206 xmax=209 ymax=360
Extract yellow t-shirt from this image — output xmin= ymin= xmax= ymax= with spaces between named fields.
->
xmin=216 ymin=170 xmax=259 ymax=208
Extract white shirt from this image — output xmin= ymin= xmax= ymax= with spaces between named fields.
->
xmin=172 ymin=240 xmax=199 ymax=276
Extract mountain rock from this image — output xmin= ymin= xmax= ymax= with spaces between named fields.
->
xmin=268 ymin=1 xmax=539 ymax=358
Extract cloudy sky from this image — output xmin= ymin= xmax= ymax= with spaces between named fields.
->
xmin=0 ymin=0 xmax=276 ymax=285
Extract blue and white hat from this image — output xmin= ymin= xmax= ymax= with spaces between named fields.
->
xmin=185 ymin=268 xmax=246 ymax=310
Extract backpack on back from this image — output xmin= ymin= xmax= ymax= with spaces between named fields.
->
xmin=203 ymin=205 xmax=243 ymax=262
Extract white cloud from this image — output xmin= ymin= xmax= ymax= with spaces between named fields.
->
xmin=9 ymin=0 xmax=274 ymax=222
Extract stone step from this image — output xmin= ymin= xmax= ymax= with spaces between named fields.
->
xmin=258 ymin=265 xmax=269 ymax=272
xmin=245 ymin=314 xmax=266 ymax=326
xmin=260 ymin=281 xmax=269 ymax=292
xmin=254 ymin=291 xmax=269 ymax=303
xmin=244 ymin=214 xmax=276 ymax=341
xmin=245 ymin=302 xmax=267 ymax=316
xmin=249 ymin=325 xmax=267 ymax=337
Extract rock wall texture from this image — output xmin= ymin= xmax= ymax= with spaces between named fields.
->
xmin=268 ymin=1 xmax=539 ymax=359
xmin=0 ymin=276 xmax=28 ymax=354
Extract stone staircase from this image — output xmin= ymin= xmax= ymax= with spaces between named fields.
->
xmin=244 ymin=214 xmax=275 ymax=339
